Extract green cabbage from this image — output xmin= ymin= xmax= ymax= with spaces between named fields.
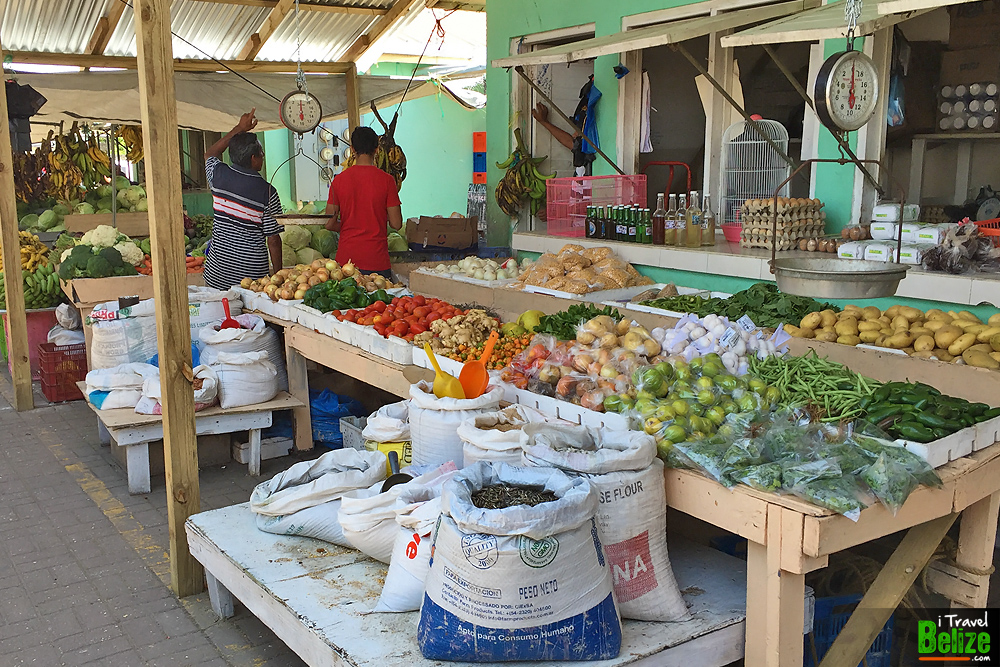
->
xmin=280 ymin=225 xmax=311 ymax=250
xmin=114 ymin=176 xmax=131 ymax=191
xmin=52 ymin=203 xmax=71 ymax=217
xmin=38 ymin=210 xmax=58 ymax=229
xmin=19 ymin=214 xmax=38 ymax=230
xmin=298 ymin=202 xmax=317 ymax=215
xmin=310 ymin=229 xmax=337 ymax=258
xmin=96 ymin=184 xmax=113 ymax=199
xmin=135 ymin=198 xmax=148 ymax=212
xmin=296 ymin=248 xmax=323 ymax=265
xmin=282 ymin=243 xmax=297 ymax=267
xmin=387 ymin=233 xmax=408 ymax=252
xmin=74 ymin=202 xmax=95 ymax=215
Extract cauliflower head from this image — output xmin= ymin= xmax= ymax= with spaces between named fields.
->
xmin=61 ymin=247 xmax=74 ymax=262
xmin=114 ymin=241 xmax=144 ymax=266
xmin=80 ymin=225 xmax=120 ymax=248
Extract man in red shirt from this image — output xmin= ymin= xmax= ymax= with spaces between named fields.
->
xmin=325 ymin=127 xmax=403 ymax=278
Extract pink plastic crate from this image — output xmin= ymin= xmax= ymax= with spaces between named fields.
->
xmin=545 ymin=174 xmax=647 ymax=238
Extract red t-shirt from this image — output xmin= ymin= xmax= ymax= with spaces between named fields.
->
xmin=328 ymin=165 xmax=401 ymax=272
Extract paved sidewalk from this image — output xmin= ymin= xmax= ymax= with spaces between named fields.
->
xmin=0 ymin=391 xmax=308 ymax=666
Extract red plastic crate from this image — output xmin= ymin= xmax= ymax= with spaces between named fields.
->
xmin=473 ymin=132 xmax=487 ymax=153
xmin=473 ymin=172 xmax=487 ymax=184
xmin=545 ymin=174 xmax=647 ymax=238
xmin=38 ymin=342 xmax=87 ymax=403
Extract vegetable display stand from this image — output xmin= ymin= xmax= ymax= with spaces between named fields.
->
xmin=664 ymin=441 xmax=1000 ymax=667
xmin=1 ymin=307 xmax=58 ymax=380
xmin=186 ymin=503 xmax=749 ymax=667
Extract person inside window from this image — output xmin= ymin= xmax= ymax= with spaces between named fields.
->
xmin=325 ymin=127 xmax=403 ymax=279
xmin=530 ymin=75 xmax=601 ymax=177
xmin=203 ymin=108 xmax=283 ymax=290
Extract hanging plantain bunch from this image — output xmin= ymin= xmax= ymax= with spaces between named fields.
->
xmin=343 ymin=103 xmax=406 ymax=190
xmin=495 ymin=128 xmax=554 ymax=218
xmin=115 ymin=125 xmax=144 ymax=163
xmin=13 ymin=123 xmax=113 ymax=203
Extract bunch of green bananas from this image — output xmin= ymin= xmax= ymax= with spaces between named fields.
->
xmin=0 ymin=264 xmax=63 ymax=310
xmin=14 ymin=123 xmax=114 ymax=202
xmin=495 ymin=128 xmax=554 ymax=218
xmin=345 ymin=106 xmax=407 ymax=190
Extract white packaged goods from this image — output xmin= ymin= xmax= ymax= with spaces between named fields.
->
xmin=211 ymin=350 xmax=279 ymax=409
xmin=408 ymin=381 xmax=504 ymax=468
xmin=251 ymin=449 xmax=386 ymax=545
xmin=837 ymin=241 xmax=869 ymax=259
xmin=914 ymin=224 xmax=951 ymax=245
xmin=418 ymin=462 xmax=621 ymax=662
xmin=135 ymin=365 xmax=219 ymax=414
xmin=863 ymin=243 xmax=894 ymax=262
xmin=872 ymin=202 xmax=919 ymax=222
xmin=56 ymin=303 xmax=81 ymax=330
xmin=869 ymin=221 xmax=898 ymax=241
xmin=339 ymin=463 xmax=457 ymax=564
xmin=458 ymin=405 xmax=550 ymax=467
xmin=88 ymin=287 xmax=242 ymax=369
xmin=901 ymin=222 xmax=923 ymax=243
xmin=520 ymin=423 xmax=688 ymax=622
xmin=897 ymin=245 xmax=930 ymax=265
xmin=373 ymin=484 xmax=450 ymax=612
xmin=362 ymin=401 xmax=410 ymax=442
xmin=199 ymin=314 xmax=287 ymax=391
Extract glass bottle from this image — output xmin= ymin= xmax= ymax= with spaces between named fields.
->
xmin=642 ymin=208 xmax=652 ymax=244
xmin=585 ymin=206 xmax=595 ymax=239
xmin=628 ymin=206 xmax=638 ymax=244
xmin=701 ymin=193 xmax=716 ymax=246
xmin=685 ymin=190 xmax=702 ymax=248
xmin=603 ymin=206 xmax=614 ymax=241
xmin=652 ymin=194 xmax=666 ymax=245
xmin=674 ymin=194 xmax=687 ymax=247
xmin=665 ymin=194 xmax=678 ymax=246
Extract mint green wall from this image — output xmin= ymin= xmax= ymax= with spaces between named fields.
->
xmin=263 ymin=129 xmax=294 ymax=211
xmin=359 ymin=91 xmax=486 ymax=221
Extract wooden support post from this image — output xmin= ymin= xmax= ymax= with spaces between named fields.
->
xmin=819 ymin=513 xmax=958 ymax=667
xmin=284 ymin=338 xmax=312 ymax=451
xmin=953 ymin=492 xmax=1000 ymax=608
xmin=764 ymin=505 xmax=806 ymax=667
xmin=0 ymin=37 xmax=34 ymax=412
xmin=134 ymin=0 xmax=203 ymax=597
xmin=744 ymin=541 xmax=768 ymax=667
xmin=346 ymin=62 xmax=361 ymax=133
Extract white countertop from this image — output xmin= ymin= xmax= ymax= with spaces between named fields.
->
xmin=512 ymin=233 xmax=1000 ymax=307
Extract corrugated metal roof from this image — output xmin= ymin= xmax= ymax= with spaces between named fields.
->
xmin=255 ymin=10 xmax=375 ymax=62
xmin=1 ymin=0 xmax=110 ymax=53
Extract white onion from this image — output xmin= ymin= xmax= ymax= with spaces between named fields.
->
xmin=473 ymin=269 xmax=485 ymax=280
xmin=484 ymin=270 xmax=497 ymax=280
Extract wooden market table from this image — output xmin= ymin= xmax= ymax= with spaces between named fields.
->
xmin=186 ymin=503 xmax=748 ymax=667
xmin=80 ymin=386 xmax=303 ymax=494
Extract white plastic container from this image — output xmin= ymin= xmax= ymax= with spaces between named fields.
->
xmin=872 ymin=202 xmax=919 ymax=222
xmin=863 ymin=243 xmax=895 ymax=262
xmin=870 ymin=221 xmax=898 ymax=240
xmin=837 ymin=241 xmax=869 ymax=259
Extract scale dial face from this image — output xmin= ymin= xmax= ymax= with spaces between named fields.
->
xmin=319 ymin=146 xmax=335 ymax=162
xmin=318 ymin=126 xmax=334 ymax=144
xmin=279 ymin=90 xmax=323 ymax=134
xmin=814 ymin=50 xmax=880 ymax=132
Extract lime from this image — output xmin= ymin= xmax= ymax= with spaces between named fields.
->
xmin=701 ymin=362 xmax=722 ymax=378
xmin=704 ymin=352 xmax=722 ymax=365
xmin=663 ymin=424 xmax=686 ymax=443
xmin=697 ymin=389 xmax=716 ymax=406
xmin=696 ymin=376 xmax=715 ymax=390
xmin=644 ymin=417 xmax=662 ymax=436
xmin=655 ymin=362 xmax=675 ymax=381
xmin=603 ymin=395 xmax=624 ymax=413
xmin=671 ymin=400 xmax=690 ymax=416
xmin=673 ymin=416 xmax=689 ymax=430
xmin=715 ymin=374 xmax=738 ymax=391
xmin=655 ymin=405 xmax=677 ymax=421
xmin=706 ymin=406 xmax=727 ymax=426
xmin=674 ymin=366 xmax=692 ymax=382
xmin=765 ymin=386 xmax=781 ymax=405
xmin=689 ymin=357 xmax=704 ymax=371
xmin=748 ymin=378 xmax=767 ymax=393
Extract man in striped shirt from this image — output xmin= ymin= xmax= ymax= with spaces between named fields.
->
xmin=203 ymin=109 xmax=283 ymax=290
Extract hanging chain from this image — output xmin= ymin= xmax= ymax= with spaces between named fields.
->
xmin=845 ymin=0 xmax=862 ymax=50
xmin=294 ymin=0 xmax=308 ymax=94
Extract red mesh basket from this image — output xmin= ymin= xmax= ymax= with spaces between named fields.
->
xmin=974 ymin=218 xmax=1000 ymax=246
xmin=546 ymin=174 xmax=647 ymax=238
xmin=38 ymin=342 xmax=87 ymax=403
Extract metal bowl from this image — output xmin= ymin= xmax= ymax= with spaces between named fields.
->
xmin=770 ymin=257 xmax=909 ymax=299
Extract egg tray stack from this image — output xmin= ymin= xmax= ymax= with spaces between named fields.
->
xmin=738 ymin=197 xmax=826 ymax=251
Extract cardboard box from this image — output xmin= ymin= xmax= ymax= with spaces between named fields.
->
xmin=64 ymin=212 xmax=150 ymax=237
xmin=406 ymin=216 xmax=477 ymax=250
xmin=949 ymin=24 xmax=1000 ymax=50
xmin=950 ymin=0 xmax=1000 ymax=32
xmin=940 ymin=47 xmax=1000 ymax=85
xmin=61 ymin=272 xmax=206 ymax=305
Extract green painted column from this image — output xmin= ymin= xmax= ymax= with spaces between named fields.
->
xmin=263 ymin=129 xmax=294 ymax=210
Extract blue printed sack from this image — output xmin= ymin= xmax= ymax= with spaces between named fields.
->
xmin=417 ymin=462 xmax=621 ymax=662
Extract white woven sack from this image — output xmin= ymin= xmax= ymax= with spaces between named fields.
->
xmin=408 ymin=381 xmax=503 ymax=468
xmin=251 ymin=449 xmax=385 ymax=545
xmin=417 ymin=462 xmax=621 ymax=662
xmin=521 ymin=422 xmax=688 ymax=622
xmin=212 ymin=350 xmax=278 ymax=409
xmin=362 ymin=401 xmax=410 ymax=442
xmin=198 ymin=314 xmax=287 ymax=391
xmin=85 ymin=363 xmax=158 ymax=391
xmin=458 ymin=405 xmax=550 ymax=467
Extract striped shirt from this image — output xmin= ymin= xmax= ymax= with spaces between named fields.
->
xmin=203 ymin=156 xmax=283 ymax=290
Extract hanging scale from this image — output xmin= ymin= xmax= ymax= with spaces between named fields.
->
xmin=278 ymin=0 xmax=322 ymax=134
xmin=813 ymin=0 xmax=881 ymax=133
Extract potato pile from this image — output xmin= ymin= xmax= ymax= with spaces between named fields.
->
xmin=514 ymin=244 xmax=653 ymax=295
xmin=739 ymin=197 xmax=826 ymax=250
xmin=785 ymin=305 xmax=1000 ymax=369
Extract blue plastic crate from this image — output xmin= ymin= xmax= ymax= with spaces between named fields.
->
xmin=805 ymin=594 xmax=893 ymax=667
xmin=473 ymin=152 xmax=487 ymax=173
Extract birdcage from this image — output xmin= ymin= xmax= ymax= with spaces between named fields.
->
xmin=719 ymin=119 xmax=790 ymax=241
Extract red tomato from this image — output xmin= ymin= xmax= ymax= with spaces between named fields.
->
xmin=404 ymin=333 xmax=416 ymax=341
xmin=371 ymin=301 xmax=386 ymax=313
xmin=413 ymin=306 xmax=431 ymax=318
xmin=380 ymin=314 xmax=395 ymax=325
xmin=426 ymin=312 xmax=441 ymax=323
xmin=410 ymin=322 xmax=428 ymax=334
xmin=412 ymin=295 xmax=426 ymax=306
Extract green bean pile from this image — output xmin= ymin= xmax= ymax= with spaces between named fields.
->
xmin=747 ymin=351 xmax=879 ymax=421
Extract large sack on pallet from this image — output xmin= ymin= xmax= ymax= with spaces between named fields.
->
xmin=408 ymin=381 xmax=503 ymax=468
xmin=362 ymin=401 xmax=410 ymax=443
xmin=418 ymin=462 xmax=621 ymax=662
xmin=84 ymin=363 xmax=158 ymax=409
xmin=251 ymin=448 xmax=386 ymax=545
xmin=458 ymin=405 xmax=550 ymax=467
xmin=198 ymin=313 xmax=287 ymax=391
xmin=338 ymin=462 xmax=456 ymax=564
xmin=521 ymin=422 xmax=688 ymax=622
xmin=211 ymin=350 xmax=278 ymax=409
xmin=88 ymin=287 xmax=242 ymax=369
xmin=134 ymin=365 xmax=219 ymax=415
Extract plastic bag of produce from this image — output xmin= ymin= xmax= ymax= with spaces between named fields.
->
xmin=56 ymin=303 xmax=81 ymax=330
xmin=458 ymin=405 xmax=550 ymax=467
xmin=788 ymin=475 xmax=869 ymax=521
xmin=408 ymin=381 xmax=504 ymax=468
xmin=199 ymin=314 xmax=287 ymax=391
xmin=251 ymin=448 xmax=385 ymax=545
xmin=211 ymin=351 xmax=279 ymax=409
xmin=418 ymin=462 xmax=621 ymax=662
xmin=362 ymin=401 xmax=410 ymax=442
xmin=520 ymin=423 xmax=688 ymax=621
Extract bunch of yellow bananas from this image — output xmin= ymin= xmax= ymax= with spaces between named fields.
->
xmin=115 ymin=125 xmax=144 ymax=163
xmin=0 ymin=231 xmax=50 ymax=272
xmin=495 ymin=128 xmax=554 ymax=218
xmin=13 ymin=124 xmax=114 ymax=202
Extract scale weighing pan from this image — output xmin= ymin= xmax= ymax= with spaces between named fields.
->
xmin=771 ymin=257 xmax=908 ymax=300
